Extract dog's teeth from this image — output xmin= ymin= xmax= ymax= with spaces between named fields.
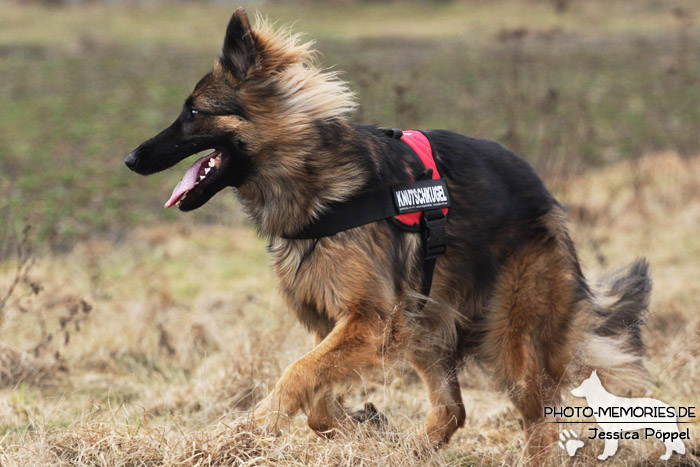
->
xmin=204 ymin=167 xmax=211 ymax=175
xmin=199 ymin=175 xmax=205 ymax=180
xmin=208 ymin=159 xmax=216 ymax=167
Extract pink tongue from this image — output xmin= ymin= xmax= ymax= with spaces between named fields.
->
xmin=164 ymin=154 xmax=211 ymax=209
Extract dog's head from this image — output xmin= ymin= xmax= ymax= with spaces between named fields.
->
xmin=570 ymin=370 xmax=602 ymax=398
xmin=125 ymin=8 xmax=356 ymax=211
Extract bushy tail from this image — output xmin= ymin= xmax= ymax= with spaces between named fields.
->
xmin=576 ymin=258 xmax=651 ymax=390
xmin=593 ymin=258 xmax=651 ymax=354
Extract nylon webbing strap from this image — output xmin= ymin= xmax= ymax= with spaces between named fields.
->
xmin=282 ymin=188 xmax=397 ymax=239
xmin=283 ymin=178 xmax=450 ymax=240
xmin=419 ymin=207 xmax=448 ymax=305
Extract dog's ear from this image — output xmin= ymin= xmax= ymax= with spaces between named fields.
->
xmin=221 ymin=8 xmax=257 ymax=81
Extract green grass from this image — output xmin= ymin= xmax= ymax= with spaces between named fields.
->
xmin=0 ymin=0 xmax=698 ymax=249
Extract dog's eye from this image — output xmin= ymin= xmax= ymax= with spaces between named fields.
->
xmin=187 ymin=108 xmax=200 ymax=121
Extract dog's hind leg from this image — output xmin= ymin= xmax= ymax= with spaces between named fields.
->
xmin=246 ymin=314 xmax=382 ymax=434
xmin=509 ymin=372 xmax=561 ymax=464
xmin=410 ymin=356 xmax=466 ymax=448
xmin=499 ymin=325 xmax=565 ymax=465
xmin=483 ymin=233 xmax=580 ymax=463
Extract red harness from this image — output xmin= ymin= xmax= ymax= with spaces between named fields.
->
xmin=396 ymin=130 xmax=449 ymax=226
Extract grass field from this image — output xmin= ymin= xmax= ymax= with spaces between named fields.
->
xmin=1 ymin=1 xmax=699 ymax=465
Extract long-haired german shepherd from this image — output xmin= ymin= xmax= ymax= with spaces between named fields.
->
xmin=125 ymin=8 xmax=651 ymax=462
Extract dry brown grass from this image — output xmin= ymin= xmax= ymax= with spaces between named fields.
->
xmin=1 ymin=153 xmax=699 ymax=466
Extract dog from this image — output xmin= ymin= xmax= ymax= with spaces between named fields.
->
xmin=125 ymin=8 xmax=651 ymax=461
xmin=571 ymin=370 xmax=686 ymax=461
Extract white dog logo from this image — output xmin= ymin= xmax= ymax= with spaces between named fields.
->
xmin=571 ymin=370 xmax=686 ymax=461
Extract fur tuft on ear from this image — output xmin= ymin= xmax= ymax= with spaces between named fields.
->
xmin=221 ymin=8 xmax=257 ymax=81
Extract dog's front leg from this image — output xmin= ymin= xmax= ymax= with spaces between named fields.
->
xmin=411 ymin=357 xmax=466 ymax=448
xmin=246 ymin=314 xmax=382 ymax=434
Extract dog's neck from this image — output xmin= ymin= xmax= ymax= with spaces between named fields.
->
xmin=235 ymin=120 xmax=376 ymax=238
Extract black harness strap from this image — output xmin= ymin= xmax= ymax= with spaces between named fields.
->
xmin=419 ymin=207 xmax=447 ymax=303
xmin=283 ymin=188 xmax=397 ymax=240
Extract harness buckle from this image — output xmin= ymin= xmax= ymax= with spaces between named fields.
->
xmin=421 ymin=208 xmax=447 ymax=260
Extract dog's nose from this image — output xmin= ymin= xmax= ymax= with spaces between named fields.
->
xmin=125 ymin=151 xmax=138 ymax=170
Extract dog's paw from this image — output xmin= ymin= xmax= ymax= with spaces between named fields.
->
xmin=352 ymin=402 xmax=400 ymax=444
xmin=352 ymin=402 xmax=388 ymax=429
xmin=558 ymin=429 xmax=584 ymax=457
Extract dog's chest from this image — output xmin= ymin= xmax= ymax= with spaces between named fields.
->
xmin=267 ymin=235 xmax=395 ymax=332
xmin=268 ymin=238 xmax=350 ymax=329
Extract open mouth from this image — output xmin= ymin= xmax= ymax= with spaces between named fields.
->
xmin=164 ymin=150 xmax=223 ymax=209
